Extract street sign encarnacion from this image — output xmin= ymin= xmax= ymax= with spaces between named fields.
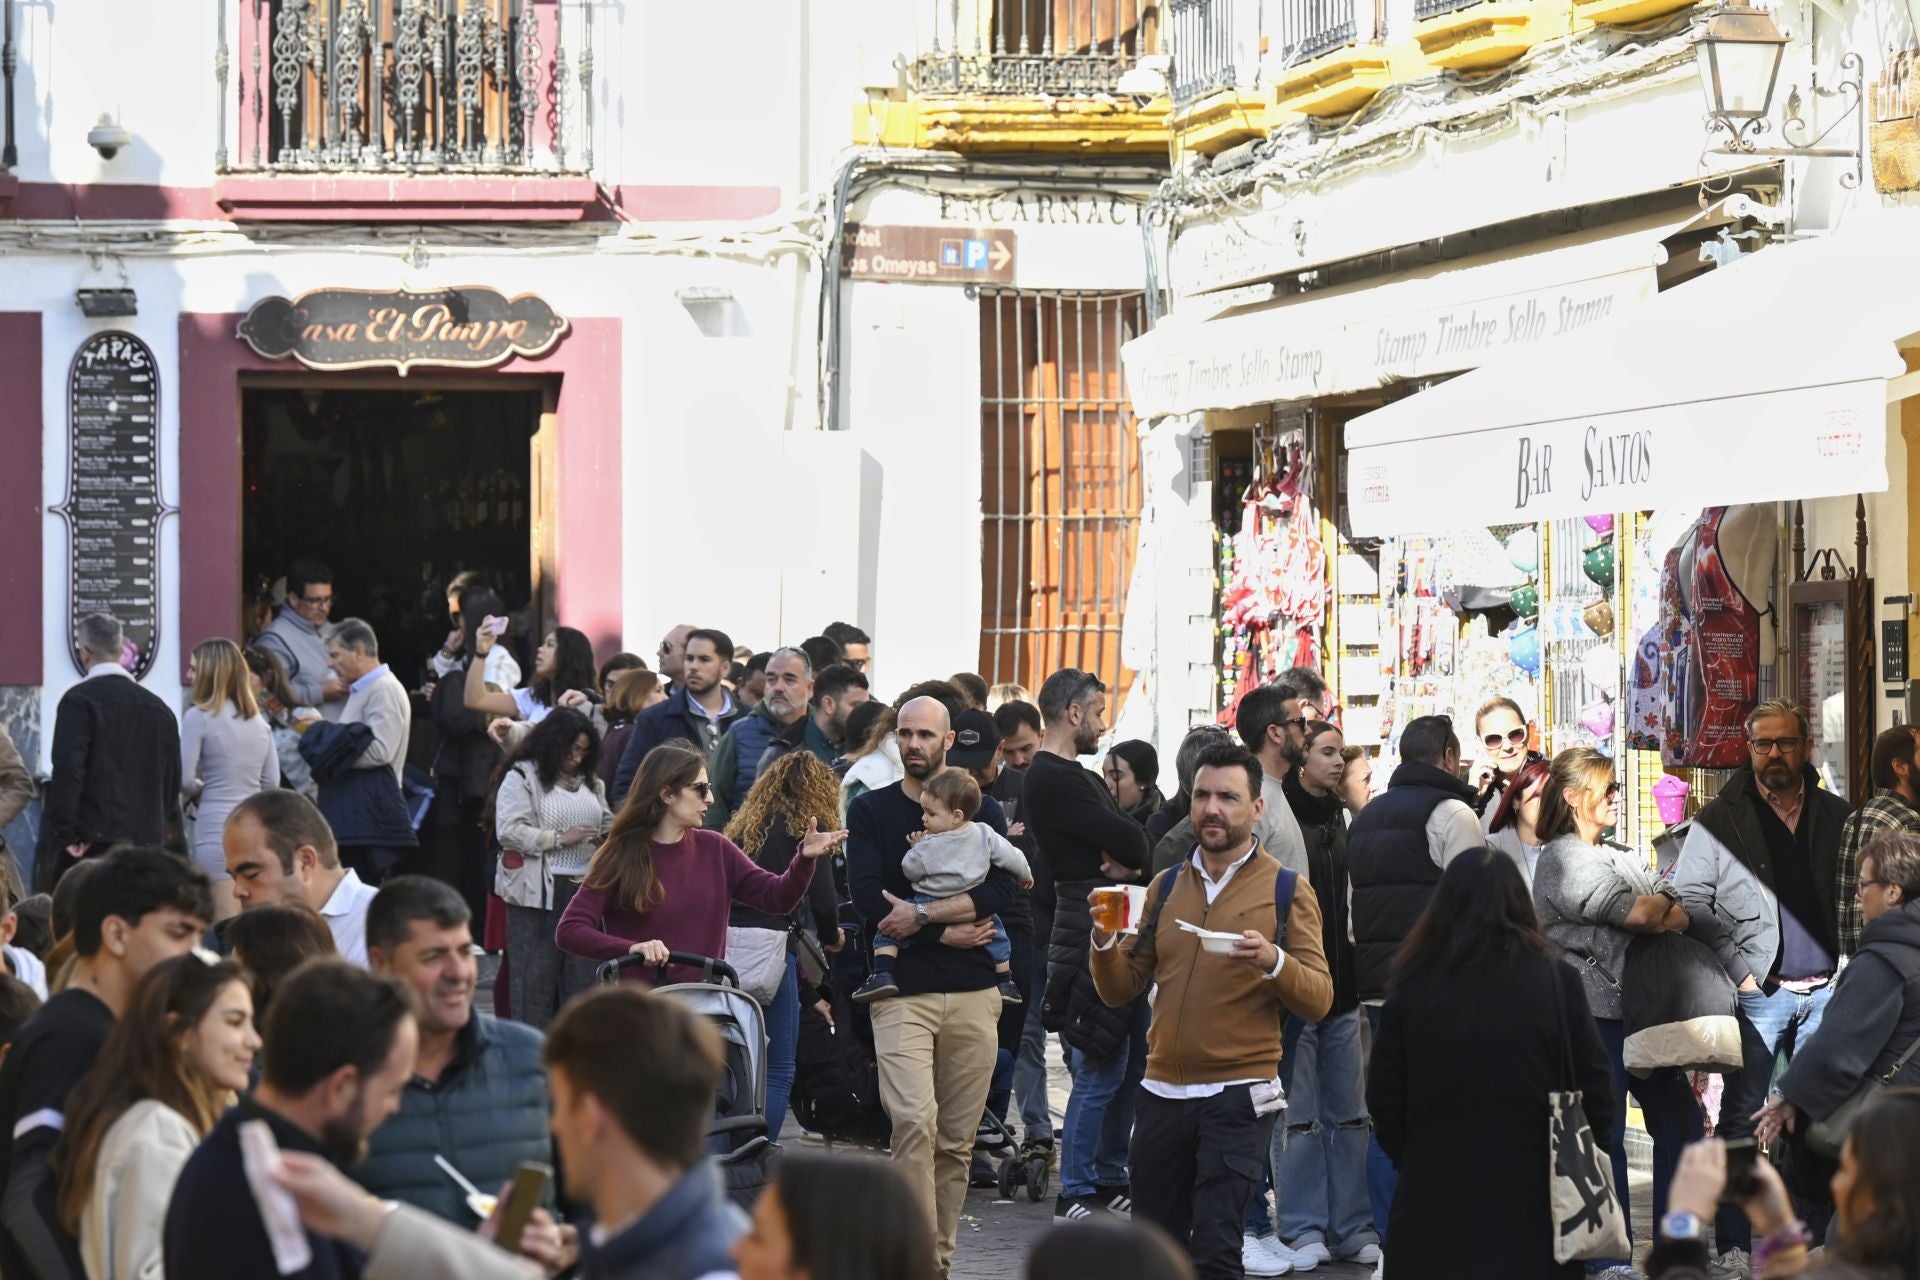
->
xmin=842 ymin=224 xmax=1016 ymax=284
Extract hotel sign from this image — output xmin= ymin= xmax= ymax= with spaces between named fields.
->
xmin=238 ymin=287 xmax=569 ymax=374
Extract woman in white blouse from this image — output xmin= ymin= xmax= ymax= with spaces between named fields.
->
xmin=487 ymin=707 xmax=613 ymax=1028
xmin=58 ymin=955 xmax=259 ymax=1280
xmin=464 ymin=622 xmax=599 ymax=726
xmin=183 ymin=639 xmax=279 ymax=919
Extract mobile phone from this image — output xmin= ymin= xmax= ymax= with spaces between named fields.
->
xmin=493 ymin=1160 xmax=553 ymax=1254
xmin=485 ymin=615 xmax=509 ymax=637
xmin=1722 ymin=1137 xmax=1761 ymax=1204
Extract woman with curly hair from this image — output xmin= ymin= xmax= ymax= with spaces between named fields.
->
xmin=464 ymin=622 xmax=599 ymax=726
xmin=726 ymin=751 xmax=848 ymax=1138
xmin=486 ymin=707 xmax=612 ymax=1028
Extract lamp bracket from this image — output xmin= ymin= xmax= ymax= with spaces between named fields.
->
xmin=1701 ymin=51 xmax=1865 ymax=190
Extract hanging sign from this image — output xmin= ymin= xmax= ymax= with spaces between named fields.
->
xmin=237 ymin=287 xmax=569 ymax=374
xmin=55 ymin=332 xmax=169 ymax=678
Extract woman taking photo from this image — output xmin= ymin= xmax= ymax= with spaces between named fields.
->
xmin=465 ymin=621 xmax=597 ymax=726
xmin=57 ymin=956 xmax=260 ymax=1280
xmin=558 ymin=743 xmax=845 ymax=990
xmin=1103 ymin=740 xmax=1166 ymax=828
xmin=1367 ymin=848 xmax=1615 ymax=1279
xmin=1473 ymin=696 xmax=1546 ymax=819
xmin=182 ymin=638 xmax=279 ymax=920
xmin=1532 ymin=746 xmax=1702 ymax=1269
xmin=733 ymin=1151 xmax=936 ymax=1280
xmin=1486 ymin=758 xmax=1552 ymax=888
xmin=488 ymin=707 xmax=612 ymax=1028
xmin=724 ymin=752 xmax=846 ymax=1139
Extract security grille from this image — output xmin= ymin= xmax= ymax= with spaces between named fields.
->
xmin=980 ymin=289 xmax=1146 ymax=708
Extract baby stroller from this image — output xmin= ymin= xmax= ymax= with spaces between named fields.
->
xmin=597 ymin=950 xmax=774 ymax=1210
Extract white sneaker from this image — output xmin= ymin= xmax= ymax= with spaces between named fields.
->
xmin=1240 ymin=1234 xmax=1294 ymax=1277
xmin=1710 ymin=1250 xmax=1753 ymax=1280
xmin=1338 ymin=1241 xmax=1382 ymax=1265
xmin=1287 ymin=1240 xmax=1329 ymax=1269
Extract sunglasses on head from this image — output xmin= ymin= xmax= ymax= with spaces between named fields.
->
xmin=1483 ymin=727 xmax=1527 ymax=750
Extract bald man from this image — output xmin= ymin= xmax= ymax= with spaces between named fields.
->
xmin=656 ymin=624 xmax=696 ymax=686
xmin=846 ymin=696 xmax=1019 ymax=1273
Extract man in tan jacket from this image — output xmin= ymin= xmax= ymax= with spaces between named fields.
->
xmin=1091 ymin=740 xmax=1333 ymax=1280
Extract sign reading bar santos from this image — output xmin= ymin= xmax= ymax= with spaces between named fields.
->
xmin=1344 ymin=380 xmax=1888 ymax=537
xmin=238 ymin=288 xmax=568 ymax=374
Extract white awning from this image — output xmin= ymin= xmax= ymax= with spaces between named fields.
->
xmin=1120 ymin=212 xmax=1707 ymax=418
xmin=1342 ymin=225 xmax=1920 ymax=537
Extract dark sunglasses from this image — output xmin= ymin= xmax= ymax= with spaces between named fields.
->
xmin=1483 ymin=727 xmax=1527 ymax=750
xmin=685 ymin=781 xmax=712 ymax=800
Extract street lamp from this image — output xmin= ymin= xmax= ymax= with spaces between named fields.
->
xmin=1694 ymin=2 xmax=1864 ymax=189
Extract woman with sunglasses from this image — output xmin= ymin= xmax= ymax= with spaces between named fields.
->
xmin=1533 ymin=747 xmax=1703 ymax=1275
xmin=1473 ymin=697 xmax=1548 ymax=821
xmin=557 ymin=742 xmax=847 ymax=990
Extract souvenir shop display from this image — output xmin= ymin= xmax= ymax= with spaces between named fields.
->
xmin=1218 ymin=430 xmax=1328 ymax=715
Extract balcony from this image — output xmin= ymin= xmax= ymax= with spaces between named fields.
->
xmin=1269 ymin=0 xmax=1396 ymax=116
xmin=855 ymin=2 xmax=1172 ymax=155
xmin=1412 ymin=0 xmax=1561 ymax=71
xmin=1166 ymin=0 xmax=1270 ymax=152
xmin=215 ymin=0 xmax=599 ymax=221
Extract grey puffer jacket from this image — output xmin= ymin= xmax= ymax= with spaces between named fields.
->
xmin=1533 ymin=834 xmax=1668 ymax=1021
xmin=1778 ymin=899 xmax=1920 ymax=1123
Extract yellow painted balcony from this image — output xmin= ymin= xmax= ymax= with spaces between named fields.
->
xmin=1413 ymin=0 xmax=1564 ymax=71
xmin=855 ymin=2 xmax=1174 ymax=154
xmin=1570 ymin=0 xmax=1700 ymax=28
xmin=1270 ymin=46 xmax=1399 ymax=118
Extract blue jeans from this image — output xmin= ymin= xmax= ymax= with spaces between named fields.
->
xmin=1592 ymin=1015 xmax=1703 ymax=1265
xmin=764 ymin=954 xmax=799 ymax=1142
xmin=1062 ymin=998 xmax=1149 ymax=1197
xmin=1015 ymin=919 xmax=1053 ymax=1142
xmin=1714 ymin=983 xmax=1834 ymax=1252
xmin=1276 ymin=1011 xmax=1378 ymax=1251
xmin=898 ymin=893 xmax=1010 ymax=966
xmin=1363 ymin=1005 xmax=1398 ymax=1238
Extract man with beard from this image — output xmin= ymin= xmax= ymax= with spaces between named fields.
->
xmin=1022 ymin=670 xmax=1150 ymax=1224
xmin=846 ymin=695 xmax=1017 ymax=1275
xmin=706 ymin=647 xmax=815 ymax=830
xmin=612 ymin=628 xmax=743 ymax=808
xmin=164 ymin=959 xmax=418 ymax=1279
xmin=1675 ymin=697 xmax=1851 ymax=1269
xmin=1234 ymin=683 xmax=1310 ymax=875
xmin=1090 ymin=741 xmax=1332 ymax=1280
xmin=354 ymin=878 xmax=555 ymax=1242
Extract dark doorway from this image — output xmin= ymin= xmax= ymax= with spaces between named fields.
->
xmin=241 ymin=385 xmax=541 ymax=687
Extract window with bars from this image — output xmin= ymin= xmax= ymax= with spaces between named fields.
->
xmin=979 ymin=289 xmax=1146 ymax=710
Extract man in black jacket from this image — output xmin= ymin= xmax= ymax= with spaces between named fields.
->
xmin=1023 ymin=669 xmax=1149 ymax=1224
xmin=611 ymin=628 xmax=742 ymax=808
xmin=1345 ymin=714 xmax=1482 ymax=1252
xmin=165 ymin=960 xmax=419 ymax=1280
xmin=36 ymin=613 xmax=181 ymax=890
xmin=1674 ymin=698 xmax=1851 ymax=1264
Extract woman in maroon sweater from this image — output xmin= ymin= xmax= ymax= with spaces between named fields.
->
xmin=557 ymin=742 xmax=846 ymax=986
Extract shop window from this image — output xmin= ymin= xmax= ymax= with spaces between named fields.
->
xmin=979 ymin=288 xmax=1146 ymax=708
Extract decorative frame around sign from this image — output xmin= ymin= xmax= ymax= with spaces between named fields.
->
xmin=236 ymin=286 xmax=570 ymax=375
xmin=53 ymin=331 xmax=176 ymax=679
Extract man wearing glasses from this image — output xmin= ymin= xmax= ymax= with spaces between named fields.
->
xmin=256 ymin=558 xmax=349 ymax=721
xmin=1674 ymin=697 xmax=1852 ymax=1268
xmin=823 ymin=621 xmax=871 ymax=676
xmin=1233 ymin=684 xmax=1311 ymax=876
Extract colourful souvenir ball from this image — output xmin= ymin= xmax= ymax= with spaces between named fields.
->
xmin=1584 ymin=513 xmax=1615 ymax=538
xmin=1508 ymin=624 xmax=1542 ymax=676
xmin=1507 ymin=530 xmax=1540 ymax=574
xmin=1582 ymin=538 xmax=1615 ymax=588
xmin=1509 ymin=582 xmax=1540 ymax=619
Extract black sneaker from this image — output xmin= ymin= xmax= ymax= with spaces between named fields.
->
xmin=1096 ymin=1183 xmax=1133 ymax=1217
xmin=997 ymin=977 xmax=1024 ymax=1004
xmin=851 ymin=972 xmax=899 ymax=1004
xmin=1053 ymin=1194 xmax=1100 ymax=1224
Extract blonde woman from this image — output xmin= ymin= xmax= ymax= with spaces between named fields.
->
xmin=182 ymin=639 xmax=278 ymax=918
xmin=1532 ymin=747 xmax=1701 ymax=1270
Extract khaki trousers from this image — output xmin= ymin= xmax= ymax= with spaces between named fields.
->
xmin=870 ymin=986 xmax=1003 ymax=1269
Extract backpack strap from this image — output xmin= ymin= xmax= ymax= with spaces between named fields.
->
xmin=1272 ymin=865 xmax=1298 ymax=952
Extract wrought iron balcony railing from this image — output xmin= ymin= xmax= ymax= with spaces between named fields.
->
xmin=2 ymin=0 xmax=16 ymax=171
xmin=1167 ymin=0 xmax=1237 ymax=107
xmin=1413 ymin=0 xmax=1482 ymax=20
xmin=908 ymin=0 xmax=1161 ymax=98
xmin=221 ymin=0 xmax=592 ymax=174
xmin=1277 ymin=0 xmax=1359 ymax=61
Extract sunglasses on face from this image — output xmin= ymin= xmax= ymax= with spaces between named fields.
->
xmin=685 ymin=781 xmax=712 ymax=800
xmin=1484 ymin=727 xmax=1527 ymax=750
xmin=1603 ymin=782 xmax=1620 ymax=800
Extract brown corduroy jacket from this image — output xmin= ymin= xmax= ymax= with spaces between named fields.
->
xmin=1090 ymin=845 xmax=1334 ymax=1088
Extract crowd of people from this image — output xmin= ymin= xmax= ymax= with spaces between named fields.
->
xmin=3 ymin=562 xmax=1920 ymax=1280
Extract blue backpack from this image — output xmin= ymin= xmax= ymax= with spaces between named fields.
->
xmin=1136 ymin=859 xmax=1299 ymax=950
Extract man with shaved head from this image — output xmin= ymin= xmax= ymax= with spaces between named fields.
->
xmin=846 ymin=694 xmax=1020 ymax=1273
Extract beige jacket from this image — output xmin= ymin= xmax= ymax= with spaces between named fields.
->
xmin=365 ymin=1204 xmax=542 ymax=1280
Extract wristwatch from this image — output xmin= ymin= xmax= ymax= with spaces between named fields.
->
xmin=914 ymin=903 xmax=931 ymax=928
xmin=1660 ymin=1211 xmax=1705 ymax=1243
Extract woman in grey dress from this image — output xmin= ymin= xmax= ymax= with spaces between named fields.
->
xmin=182 ymin=638 xmax=279 ymax=919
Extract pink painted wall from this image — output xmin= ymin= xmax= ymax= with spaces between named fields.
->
xmin=0 ymin=315 xmax=42 ymax=684
xmin=177 ymin=313 xmax=623 ymax=678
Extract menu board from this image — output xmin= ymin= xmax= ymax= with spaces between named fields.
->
xmin=61 ymin=332 xmax=162 ymax=678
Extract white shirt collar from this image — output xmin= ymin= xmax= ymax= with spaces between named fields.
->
xmin=1190 ymin=844 xmax=1259 ymax=887
xmin=319 ymin=868 xmax=372 ymax=917
xmin=84 ymin=662 xmax=130 ymax=680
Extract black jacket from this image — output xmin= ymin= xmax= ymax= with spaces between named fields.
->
xmin=1368 ymin=954 xmax=1614 ymax=1279
xmin=1286 ymin=772 xmax=1358 ymax=1016
xmin=426 ymin=657 xmax=500 ymax=802
xmin=37 ymin=671 xmax=180 ymax=879
xmin=300 ymin=722 xmax=418 ymax=849
xmin=1779 ymin=899 xmax=1920 ymax=1123
xmin=1044 ymin=877 xmax=1144 ymax=1058
xmin=610 ymin=687 xmax=744 ymax=809
xmin=1347 ymin=761 xmax=1478 ymax=1001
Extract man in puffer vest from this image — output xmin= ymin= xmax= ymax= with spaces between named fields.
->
xmin=1091 ymin=740 xmax=1332 ymax=1280
xmin=355 ymin=877 xmax=556 ymax=1240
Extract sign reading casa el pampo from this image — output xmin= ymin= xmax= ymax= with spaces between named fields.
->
xmin=237 ymin=287 xmax=569 ymax=375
